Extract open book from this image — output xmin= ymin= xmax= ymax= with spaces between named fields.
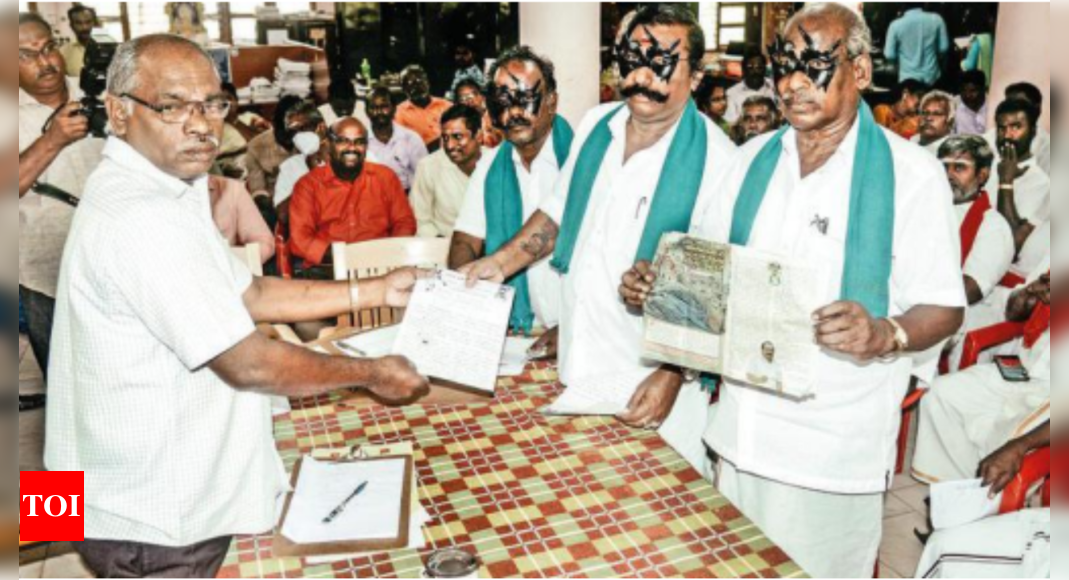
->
xmin=642 ymin=233 xmax=821 ymax=398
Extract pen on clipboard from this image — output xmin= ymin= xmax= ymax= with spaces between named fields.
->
xmin=322 ymin=481 xmax=369 ymax=524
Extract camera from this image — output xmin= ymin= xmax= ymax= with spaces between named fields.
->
xmin=78 ymin=33 xmax=118 ymax=139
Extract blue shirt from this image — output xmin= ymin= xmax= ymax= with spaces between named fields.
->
xmin=885 ymin=9 xmax=950 ymax=85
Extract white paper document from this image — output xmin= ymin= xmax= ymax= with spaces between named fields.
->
xmin=334 ymin=326 xmax=402 ymax=359
xmin=281 ymin=457 xmax=407 ymax=545
xmin=393 ymin=271 xmax=515 ymax=393
xmin=543 ymin=369 xmax=650 ymax=416
xmin=930 ymin=479 xmax=1002 ymax=531
xmin=499 ymin=337 xmax=537 ymax=377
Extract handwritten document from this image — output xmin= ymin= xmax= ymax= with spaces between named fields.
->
xmin=393 ymin=271 xmax=515 ymax=393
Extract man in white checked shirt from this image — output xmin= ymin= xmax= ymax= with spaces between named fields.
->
xmin=46 ymin=35 xmax=429 ymax=578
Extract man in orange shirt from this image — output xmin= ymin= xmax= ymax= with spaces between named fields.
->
xmin=289 ymin=118 xmax=417 ymax=268
xmin=395 ymin=65 xmax=453 ymax=151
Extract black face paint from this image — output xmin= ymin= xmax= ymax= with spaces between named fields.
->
xmin=487 ymin=73 xmax=545 ymax=130
xmin=615 ymin=24 xmax=682 ymax=85
xmin=768 ymin=26 xmax=843 ymax=92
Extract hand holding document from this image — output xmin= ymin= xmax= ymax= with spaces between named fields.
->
xmin=930 ymin=479 xmax=1002 ymax=531
xmin=392 ymin=271 xmax=515 ymax=393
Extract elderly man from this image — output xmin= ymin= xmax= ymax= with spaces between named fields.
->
xmin=939 ymin=136 xmax=1014 ymax=308
xmin=367 ymin=85 xmax=429 ymax=192
xmin=913 ymin=90 xmax=956 ymax=155
xmin=412 ymin=105 xmax=485 ymax=238
xmin=396 ymin=65 xmax=453 ymax=150
xmin=463 ymin=6 xmax=737 ymax=471
xmin=913 ymin=264 xmax=1051 ymax=486
xmin=988 ymin=98 xmax=1050 ymax=255
xmin=451 ymin=45 xmax=574 ymax=356
xmin=290 ymin=117 xmax=417 ymax=267
xmin=621 ymin=4 xmax=964 ymax=577
xmin=17 ymin=12 xmax=106 ymax=382
xmin=47 ymin=35 xmax=428 ymax=578
xmin=455 ymin=78 xmax=504 ymax=148
xmin=59 ymin=5 xmax=98 ymax=77
xmin=735 ymin=95 xmax=780 ymax=145
xmin=725 ymin=47 xmax=776 ymax=124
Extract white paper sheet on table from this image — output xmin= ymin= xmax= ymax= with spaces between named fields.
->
xmin=335 ymin=326 xmax=402 ymax=359
xmin=499 ymin=337 xmax=537 ymax=377
xmin=281 ymin=457 xmax=407 ymax=545
xmin=543 ymin=369 xmax=650 ymax=416
xmin=930 ymin=479 xmax=1002 ymax=530
xmin=393 ymin=271 xmax=515 ymax=393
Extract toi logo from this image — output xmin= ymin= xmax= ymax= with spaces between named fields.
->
xmin=19 ymin=472 xmax=85 ymax=542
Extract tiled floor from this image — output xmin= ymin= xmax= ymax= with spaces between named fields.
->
xmin=17 ymin=337 xmax=931 ymax=578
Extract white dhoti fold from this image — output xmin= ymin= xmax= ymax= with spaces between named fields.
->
xmin=916 ymin=509 xmax=1050 ymax=578
xmin=912 ymin=364 xmax=1050 ymax=484
xmin=716 ymin=460 xmax=883 ymax=579
xmin=657 ymin=383 xmax=713 ymax=479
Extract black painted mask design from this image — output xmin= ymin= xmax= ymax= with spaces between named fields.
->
xmin=615 ymin=24 xmax=682 ymax=84
xmin=768 ymin=26 xmax=842 ymax=92
xmin=488 ymin=72 xmax=545 ymax=130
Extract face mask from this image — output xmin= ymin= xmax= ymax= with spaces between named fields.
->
xmin=768 ymin=26 xmax=842 ymax=92
xmin=615 ymin=23 xmax=682 ymax=85
xmin=487 ymin=72 xmax=544 ymax=130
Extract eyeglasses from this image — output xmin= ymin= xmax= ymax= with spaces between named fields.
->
xmin=122 ymin=93 xmax=231 ymax=124
xmin=19 ymin=43 xmax=59 ymax=63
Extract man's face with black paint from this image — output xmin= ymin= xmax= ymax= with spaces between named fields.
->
xmin=489 ymin=60 xmax=556 ymax=149
xmin=617 ymin=23 xmax=699 ymax=123
xmin=771 ymin=18 xmax=869 ymax=133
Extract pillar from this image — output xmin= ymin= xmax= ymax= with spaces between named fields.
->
xmin=990 ymin=3 xmax=1050 ymax=131
xmin=520 ymin=2 xmax=601 ymax=127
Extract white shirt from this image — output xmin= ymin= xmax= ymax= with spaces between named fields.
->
xmin=412 ymin=148 xmax=483 ymax=238
xmin=693 ymin=120 xmax=967 ymax=494
xmin=46 ymin=138 xmax=288 ymax=547
xmin=984 ymin=156 xmax=1050 ymax=227
xmin=956 ymin=200 xmax=1014 ymax=300
xmin=725 ymin=79 xmax=777 ymax=124
xmin=541 ymin=103 xmax=738 ymax=388
xmin=456 ymin=133 xmax=568 ymax=329
xmin=18 ymin=79 xmax=106 ymax=297
xmin=273 ymin=132 xmax=321 ymax=207
xmin=1019 ymin=259 xmax=1051 ymax=382
xmin=368 ymin=123 xmax=429 ymax=191
xmin=910 ymin=133 xmax=950 ymax=156
xmin=953 ymin=97 xmax=987 ymax=136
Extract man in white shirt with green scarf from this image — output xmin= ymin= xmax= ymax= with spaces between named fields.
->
xmin=621 ymin=4 xmax=965 ymax=577
xmin=461 ymin=5 xmax=737 ymax=473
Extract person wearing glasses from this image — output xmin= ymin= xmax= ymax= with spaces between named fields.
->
xmin=17 ymin=13 xmax=106 ymax=388
xmin=46 ymin=34 xmax=429 ymax=578
xmin=912 ymin=90 xmax=956 ymax=155
xmin=289 ymin=116 xmax=417 ymax=268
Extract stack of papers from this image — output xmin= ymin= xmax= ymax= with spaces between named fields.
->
xmin=543 ymin=369 xmax=650 ymax=416
xmin=248 ymin=77 xmax=281 ymax=103
xmin=276 ymin=59 xmax=313 ymax=98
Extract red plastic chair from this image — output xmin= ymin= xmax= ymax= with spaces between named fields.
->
xmin=999 ymin=446 xmax=1051 ymax=514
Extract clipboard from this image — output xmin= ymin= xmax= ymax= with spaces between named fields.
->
xmin=273 ymin=455 xmax=415 ymax=558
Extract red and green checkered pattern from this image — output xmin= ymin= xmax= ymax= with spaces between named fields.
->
xmin=218 ymin=364 xmax=806 ymax=579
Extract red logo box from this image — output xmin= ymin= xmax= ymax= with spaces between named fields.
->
xmin=20 ymin=472 xmax=85 ymax=542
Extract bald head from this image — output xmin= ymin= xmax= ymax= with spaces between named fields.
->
xmin=327 ymin=117 xmax=369 ymax=181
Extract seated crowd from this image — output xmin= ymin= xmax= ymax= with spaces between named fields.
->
xmin=16 ymin=3 xmax=1054 ymax=578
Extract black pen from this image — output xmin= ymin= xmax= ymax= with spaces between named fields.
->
xmin=322 ymin=481 xmax=369 ymax=524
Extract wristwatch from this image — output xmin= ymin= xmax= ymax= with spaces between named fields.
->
xmin=884 ymin=317 xmax=910 ymax=355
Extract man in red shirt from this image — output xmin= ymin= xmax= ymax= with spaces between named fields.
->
xmin=290 ymin=118 xmax=417 ymax=267
xmin=396 ymin=65 xmax=453 ymax=151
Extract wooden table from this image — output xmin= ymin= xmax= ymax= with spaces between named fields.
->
xmin=218 ymin=359 xmax=805 ymax=579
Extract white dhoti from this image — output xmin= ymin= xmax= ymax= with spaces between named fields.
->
xmin=912 ymin=364 xmax=1049 ymax=483
xmin=657 ymin=383 xmax=713 ymax=478
xmin=915 ymin=509 xmax=1050 ymax=578
xmin=716 ymin=461 xmax=883 ymax=579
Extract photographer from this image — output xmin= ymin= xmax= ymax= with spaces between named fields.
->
xmin=17 ymin=12 xmax=105 ymax=382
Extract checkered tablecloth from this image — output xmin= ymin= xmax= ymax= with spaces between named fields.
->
xmin=219 ymin=363 xmax=805 ymax=579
